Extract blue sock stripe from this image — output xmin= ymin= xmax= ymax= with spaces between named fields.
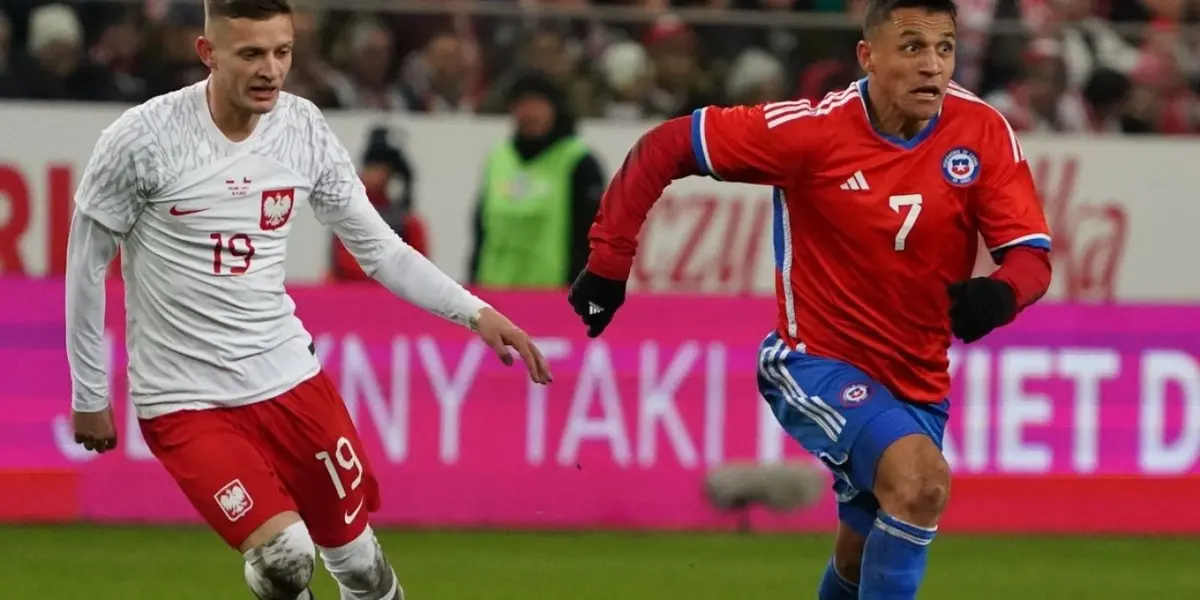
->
xmin=874 ymin=512 xmax=937 ymax=546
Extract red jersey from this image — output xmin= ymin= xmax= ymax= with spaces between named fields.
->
xmin=691 ymin=79 xmax=1051 ymax=403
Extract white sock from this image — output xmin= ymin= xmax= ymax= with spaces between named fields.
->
xmin=318 ymin=526 xmax=403 ymax=600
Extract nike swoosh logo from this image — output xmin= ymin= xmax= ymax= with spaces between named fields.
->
xmin=169 ymin=205 xmax=208 ymax=216
xmin=344 ymin=499 xmax=365 ymax=524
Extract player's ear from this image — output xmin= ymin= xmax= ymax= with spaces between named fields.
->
xmin=197 ymin=36 xmax=216 ymax=70
xmin=856 ymin=40 xmax=873 ymax=73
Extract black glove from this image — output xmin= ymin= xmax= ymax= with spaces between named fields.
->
xmin=947 ymin=278 xmax=1017 ymax=344
xmin=568 ymin=270 xmax=627 ymax=338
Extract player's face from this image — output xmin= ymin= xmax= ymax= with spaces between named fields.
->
xmin=199 ymin=15 xmax=294 ymax=114
xmin=861 ymin=8 xmax=956 ymax=121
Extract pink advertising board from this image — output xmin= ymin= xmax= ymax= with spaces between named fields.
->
xmin=3 ymin=278 xmax=1200 ymax=533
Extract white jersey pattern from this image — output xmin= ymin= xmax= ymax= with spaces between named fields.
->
xmin=69 ymin=80 xmax=484 ymax=419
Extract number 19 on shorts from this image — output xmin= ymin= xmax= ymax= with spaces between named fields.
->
xmin=315 ymin=436 xmax=364 ymax=499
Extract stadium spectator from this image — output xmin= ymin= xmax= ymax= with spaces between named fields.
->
xmin=641 ymin=14 xmax=716 ymax=117
xmin=141 ymin=4 xmax=208 ymax=98
xmin=468 ymin=73 xmax=604 ymax=289
xmin=334 ymin=17 xmax=408 ymax=110
xmin=1127 ymin=46 xmax=1200 ymax=133
xmin=598 ymin=40 xmax=653 ymax=119
xmin=1081 ymin=66 xmax=1133 ymax=133
xmin=87 ymin=14 xmax=145 ymax=102
xmin=485 ymin=27 xmax=600 ymax=117
xmin=0 ymin=10 xmax=20 ymax=98
xmin=399 ymin=30 xmax=483 ymax=113
xmin=15 ymin=3 xmax=123 ymax=101
xmin=1053 ymin=0 xmax=1141 ymax=90
xmin=725 ymin=47 xmax=788 ymax=104
xmin=985 ymin=37 xmax=1091 ymax=132
xmin=283 ymin=2 xmax=349 ymax=108
xmin=0 ymin=0 xmax=1194 ymax=135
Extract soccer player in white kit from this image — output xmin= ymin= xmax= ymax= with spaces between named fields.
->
xmin=64 ymin=1 xmax=553 ymax=598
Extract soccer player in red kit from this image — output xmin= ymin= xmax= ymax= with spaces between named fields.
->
xmin=66 ymin=2 xmax=551 ymax=599
xmin=568 ymin=0 xmax=1052 ymax=598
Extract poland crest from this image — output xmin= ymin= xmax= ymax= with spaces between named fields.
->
xmin=260 ymin=188 xmax=295 ymax=231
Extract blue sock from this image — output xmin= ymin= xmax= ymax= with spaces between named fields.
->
xmin=859 ymin=511 xmax=937 ymax=599
xmin=818 ymin=558 xmax=859 ymax=600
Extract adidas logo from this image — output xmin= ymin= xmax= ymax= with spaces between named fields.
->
xmin=588 ymin=302 xmax=604 ymax=316
xmin=839 ymin=171 xmax=870 ymax=191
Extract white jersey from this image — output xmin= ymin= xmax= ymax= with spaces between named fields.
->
xmin=67 ymin=80 xmax=487 ymax=419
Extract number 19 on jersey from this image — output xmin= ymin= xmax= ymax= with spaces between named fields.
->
xmin=210 ymin=232 xmax=256 ymax=275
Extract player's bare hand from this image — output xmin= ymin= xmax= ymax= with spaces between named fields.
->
xmin=475 ymin=307 xmax=553 ymax=384
xmin=73 ymin=405 xmax=118 ymax=454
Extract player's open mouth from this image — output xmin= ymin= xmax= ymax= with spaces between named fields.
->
xmin=910 ymin=86 xmax=941 ymax=99
xmin=249 ymin=86 xmax=278 ymax=99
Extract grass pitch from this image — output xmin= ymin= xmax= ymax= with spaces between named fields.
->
xmin=2 ymin=525 xmax=1196 ymax=599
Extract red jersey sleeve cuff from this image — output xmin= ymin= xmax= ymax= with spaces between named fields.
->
xmin=990 ymin=246 xmax=1052 ymax=310
xmin=586 ymin=251 xmax=634 ymax=281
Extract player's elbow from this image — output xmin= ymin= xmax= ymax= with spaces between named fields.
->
xmin=344 ymin=233 xmax=411 ymax=279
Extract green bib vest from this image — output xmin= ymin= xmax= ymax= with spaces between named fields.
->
xmin=475 ymin=136 xmax=589 ymax=288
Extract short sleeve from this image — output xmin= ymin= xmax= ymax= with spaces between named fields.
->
xmin=975 ymin=112 xmax=1052 ymax=261
xmin=74 ymin=110 xmax=152 ymax=234
xmin=691 ymin=102 xmax=815 ymax=187
xmin=308 ymin=105 xmax=370 ymax=225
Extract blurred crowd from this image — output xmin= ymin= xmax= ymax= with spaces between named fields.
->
xmin=1 ymin=0 xmax=1200 ymax=134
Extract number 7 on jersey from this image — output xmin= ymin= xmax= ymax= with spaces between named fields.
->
xmin=888 ymin=194 xmax=923 ymax=251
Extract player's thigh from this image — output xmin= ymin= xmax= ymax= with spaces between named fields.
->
xmin=139 ymin=409 xmax=297 ymax=549
xmin=757 ymin=334 xmax=895 ymax=483
xmin=254 ymin=372 xmax=380 ymax=548
xmin=757 ymin=334 xmax=948 ymax=497
xmin=845 ymin=398 xmax=950 ymax=495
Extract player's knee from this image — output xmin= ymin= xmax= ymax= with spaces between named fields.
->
xmin=320 ymin=526 xmax=400 ymax=599
xmin=874 ymin=435 xmax=951 ymax=523
xmin=244 ymin=522 xmax=316 ymax=599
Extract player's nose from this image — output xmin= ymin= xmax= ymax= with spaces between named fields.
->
xmin=917 ymin=58 xmax=943 ymax=77
xmin=261 ymin=58 xmax=286 ymax=81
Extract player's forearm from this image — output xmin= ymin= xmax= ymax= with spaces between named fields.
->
xmin=588 ymin=117 xmax=700 ymax=280
xmin=990 ymin=246 xmax=1052 ymax=316
xmin=65 ymin=212 xmax=117 ymax=412
xmin=331 ymin=209 xmax=489 ymax=329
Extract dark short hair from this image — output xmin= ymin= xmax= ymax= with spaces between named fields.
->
xmin=205 ymin=0 xmax=293 ymax=20
xmin=1083 ymin=67 xmax=1131 ymax=110
xmin=862 ymin=0 xmax=958 ymax=34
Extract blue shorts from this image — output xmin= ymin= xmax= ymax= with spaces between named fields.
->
xmin=756 ymin=332 xmax=950 ymax=536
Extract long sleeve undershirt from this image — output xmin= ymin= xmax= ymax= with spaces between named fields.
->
xmin=65 ymin=211 xmax=118 ymax=412
xmin=320 ymin=195 xmax=490 ymax=327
